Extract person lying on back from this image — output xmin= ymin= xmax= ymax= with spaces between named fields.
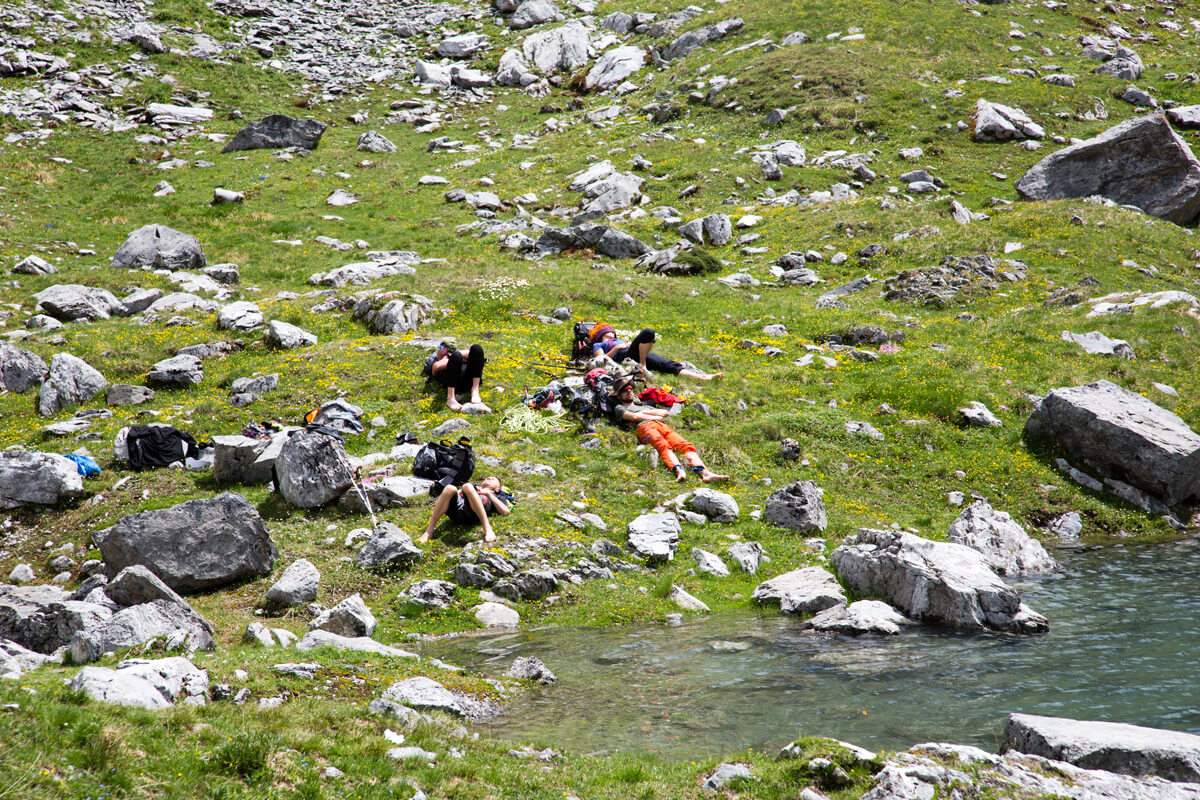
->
xmin=589 ymin=324 xmax=721 ymax=382
xmin=611 ymin=375 xmax=728 ymax=483
xmin=417 ymin=475 xmax=510 ymax=544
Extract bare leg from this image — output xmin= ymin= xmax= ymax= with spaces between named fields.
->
xmin=445 ymin=387 xmax=462 ymax=411
xmin=680 ymin=368 xmax=722 ymax=381
xmin=418 ymin=486 xmax=457 ymax=543
xmin=461 ymin=483 xmax=496 ymax=542
xmin=683 ymin=451 xmax=728 ymax=483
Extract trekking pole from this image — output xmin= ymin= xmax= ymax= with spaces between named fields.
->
xmin=337 ymin=453 xmax=378 ymax=528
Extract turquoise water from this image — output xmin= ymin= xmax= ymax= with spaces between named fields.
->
xmin=422 ymin=540 xmax=1200 ymax=758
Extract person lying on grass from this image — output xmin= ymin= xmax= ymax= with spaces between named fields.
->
xmin=417 ymin=476 xmax=510 ymax=544
xmin=589 ymin=324 xmax=721 ymax=382
xmin=425 ymin=341 xmax=490 ymax=412
xmin=610 ymin=375 xmax=728 ymax=483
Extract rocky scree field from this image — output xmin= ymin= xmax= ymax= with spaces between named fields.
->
xmin=2 ymin=0 xmax=1200 ymax=797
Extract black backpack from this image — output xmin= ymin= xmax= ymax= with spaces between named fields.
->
xmin=412 ymin=436 xmax=476 ymax=495
xmin=570 ymin=320 xmax=599 ymax=365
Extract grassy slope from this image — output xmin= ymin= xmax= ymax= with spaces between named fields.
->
xmin=1 ymin=0 xmax=1199 ymax=796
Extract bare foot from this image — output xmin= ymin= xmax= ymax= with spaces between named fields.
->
xmin=470 ymin=394 xmax=484 ymax=405
xmin=701 ymin=372 xmax=723 ymax=381
xmin=483 ymin=529 xmax=497 ymax=543
xmin=446 ymin=397 xmax=463 ymax=411
xmin=700 ymin=468 xmax=729 ymax=483
xmin=416 ymin=532 xmax=431 ymax=544
xmin=673 ymin=466 xmax=687 ymax=483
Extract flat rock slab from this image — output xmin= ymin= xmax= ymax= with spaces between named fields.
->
xmin=804 ymin=599 xmax=914 ymax=636
xmin=93 ymin=493 xmax=277 ymax=594
xmin=382 ymin=676 xmax=466 ymax=715
xmin=751 ymin=566 xmax=845 ymax=615
xmin=1014 ymin=113 xmax=1200 ymax=225
xmin=831 ymin=528 xmax=1048 ymax=633
xmin=1025 ymin=379 xmax=1200 ymax=506
xmin=295 ymin=630 xmax=417 ymax=658
xmin=626 ymin=512 xmax=681 ymax=561
xmin=1003 ymin=713 xmax=1200 ymax=782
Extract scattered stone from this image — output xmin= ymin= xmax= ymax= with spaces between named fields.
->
xmin=265 ymin=320 xmax=317 ymax=349
xmin=692 ymin=548 xmax=730 ymax=577
xmin=805 ymin=600 xmax=914 ymax=636
xmin=686 ymin=488 xmax=739 ymax=523
xmin=0 ymin=343 xmax=46 ymax=394
xmin=958 ymin=401 xmax=1002 ymax=428
xmin=37 ymin=353 xmax=107 ymax=417
xmin=309 ymin=593 xmax=375 ymax=638
xmin=669 ymin=584 xmax=710 ymax=612
xmin=357 ymin=130 xmax=397 ymax=153
xmin=585 ymin=45 xmax=646 ymax=91
xmin=217 ymin=301 xmax=263 ymax=331
xmin=1061 ymin=330 xmax=1134 ymax=359
xmin=296 ymin=630 xmax=416 ymax=658
xmin=146 ymin=354 xmax=203 ymax=388
xmin=702 ymin=763 xmax=752 ymax=792
xmin=275 ymin=430 xmax=355 ymax=508
xmin=508 ymin=656 xmax=557 ymax=684
xmin=763 ymin=480 xmax=827 ymax=532
xmin=474 ymin=602 xmax=520 ymax=627
xmin=69 ymin=656 xmax=208 ymax=709
xmin=752 ymin=566 xmax=845 ymax=616
xmin=402 ymin=580 xmax=456 ymax=609
xmin=265 ymin=559 xmax=320 ymax=612
xmin=0 ymin=451 xmax=83 ymax=509
xmin=948 ymin=500 xmax=1057 ymax=576
xmin=355 ymin=523 xmax=422 ymax=570
xmin=35 ymin=284 xmax=127 ymax=321
xmin=974 ymin=99 xmax=1045 ymax=142
xmin=626 ymin=512 xmax=681 ymax=562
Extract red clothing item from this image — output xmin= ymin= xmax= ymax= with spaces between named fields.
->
xmin=638 ymin=387 xmax=684 ymax=407
xmin=635 ymin=420 xmax=696 ymax=470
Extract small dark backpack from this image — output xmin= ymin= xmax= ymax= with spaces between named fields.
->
xmin=412 ymin=436 xmax=476 ymax=494
xmin=570 ymin=320 xmax=599 ymax=365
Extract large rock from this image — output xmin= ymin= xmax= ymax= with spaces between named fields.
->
xmin=222 ymin=114 xmax=327 ymax=152
xmin=69 ymin=599 xmax=216 ymax=663
xmin=69 ymin=656 xmax=208 ymax=709
xmin=1003 ymin=713 xmax=1200 ymax=782
xmin=751 ymin=566 xmax=845 ymax=615
xmin=523 ymin=21 xmax=589 ymax=73
xmin=265 ymin=319 xmax=317 ymax=349
xmin=264 ymin=559 xmax=319 ymax=612
xmin=660 ymin=18 xmax=744 ymax=61
xmin=804 ymin=599 xmax=914 ymax=635
xmin=217 ymin=301 xmax=263 ymax=331
xmin=436 ymin=33 xmax=489 ymax=59
xmin=351 ymin=295 xmax=431 ymax=336
xmin=510 ymin=0 xmax=561 ymax=29
xmin=355 ymin=523 xmax=422 ymax=570
xmin=309 ymin=593 xmax=375 ymax=638
xmin=686 ymin=488 xmax=739 ymax=523
xmin=274 ymin=431 xmax=355 ymax=508
xmin=0 ymin=584 xmax=112 ymax=653
xmin=831 ymin=528 xmax=1048 ymax=633
xmin=0 ymin=343 xmax=46 ymax=393
xmin=0 ymin=451 xmax=84 ymax=509
xmin=1014 ymin=113 xmax=1200 ymax=225
xmin=110 ymin=224 xmax=206 ymax=271
xmin=212 ymin=434 xmax=276 ymax=485
xmin=34 ymin=284 xmax=127 ymax=321
xmin=763 ymin=480 xmax=827 ymax=532
xmin=1024 ymin=379 xmax=1200 ymax=506
xmin=948 ymin=500 xmax=1057 ymax=575
xmin=381 ymin=676 xmax=468 ymax=716
xmin=973 ymin=99 xmax=1045 ymax=142
xmin=93 ymin=493 xmax=277 ymax=593
xmin=37 ymin=353 xmax=107 ymax=416
xmin=338 ymin=475 xmax=435 ymax=513
xmin=495 ymin=49 xmax=539 ymax=87
xmin=146 ymin=354 xmax=203 ymax=388
xmin=584 ymin=45 xmax=646 ymax=91
xmin=626 ymin=512 xmax=681 ymax=562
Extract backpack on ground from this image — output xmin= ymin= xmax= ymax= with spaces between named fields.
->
xmin=569 ymin=320 xmax=599 ymax=365
xmin=412 ymin=436 xmax=476 ymax=495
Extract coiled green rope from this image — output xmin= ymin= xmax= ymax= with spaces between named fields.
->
xmin=500 ymin=403 xmax=567 ymax=434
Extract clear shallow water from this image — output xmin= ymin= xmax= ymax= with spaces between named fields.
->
xmin=422 ymin=541 xmax=1200 ymax=758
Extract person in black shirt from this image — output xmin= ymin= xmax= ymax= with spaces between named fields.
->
xmin=417 ymin=475 xmax=510 ymax=544
xmin=428 ymin=341 xmax=490 ymax=411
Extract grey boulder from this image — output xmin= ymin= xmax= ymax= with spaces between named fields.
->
xmin=686 ymin=488 xmax=739 ymax=523
xmin=381 ymin=676 xmax=481 ymax=717
xmin=111 ymin=224 xmax=206 ymax=271
xmin=584 ymin=45 xmax=646 ymax=91
xmin=264 ymin=559 xmax=320 ymax=612
xmin=507 ymin=655 xmax=557 ymax=684
xmin=1014 ymin=113 xmax=1200 ymax=225
xmin=69 ymin=656 xmax=208 ymax=709
xmin=212 ymin=433 xmax=284 ymax=485
xmin=355 ymin=523 xmax=422 ymax=570
xmin=34 ymin=284 xmax=127 ymax=321
xmin=265 ymin=319 xmax=317 ymax=349
xmin=803 ymin=600 xmax=914 ymax=636
xmin=626 ymin=512 xmax=680 ymax=562
xmin=660 ymin=18 xmax=744 ymax=61
xmin=296 ymin=630 xmax=416 ymax=658
xmin=69 ymin=599 xmax=216 ymax=663
xmin=147 ymin=354 xmax=203 ymax=388
xmin=436 ymin=33 xmax=490 ymax=59
xmin=831 ymin=528 xmax=1048 ymax=633
xmin=0 ymin=343 xmax=46 ymax=393
xmin=0 ymin=451 xmax=84 ymax=509
xmin=107 ymin=384 xmax=155 ymax=407
xmin=222 ymin=114 xmax=327 ymax=152
xmin=763 ymin=480 xmax=827 ymax=532
xmin=0 ymin=583 xmax=112 ymax=653
xmin=510 ymin=0 xmax=562 ymax=30
xmin=338 ymin=475 xmax=435 ymax=513
xmin=93 ymin=493 xmax=277 ymax=594
xmin=973 ymin=99 xmax=1045 ymax=142
xmin=1024 ymin=379 xmax=1200 ymax=506
xmin=523 ymin=21 xmax=589 ymax=74
xmin=357 ymin=131 xmax=397 ymax=153
xmin=402 ymin=579 xmax=457 ymax=608
xmin=1003 ymin=713 xmax=1200 ymax=782
xmin=751 ymin=566 xmax=845 ymax=615
xmin=37 ymin=353 xmax=107 ymax=416
xmin=217 ymin=301 xmax=263 ymax=331
xmin=727 ymin=541 xmax=766 ymax=574
xmin=692 ymin=548 xmax=730 ymax=577
xmin=948 ymin=499 xmax=1057 ymax=575
xmin=274 ymin=431 xmax=355 ymax=508
xmin=309 ymin=593 xmax=375 ymax=638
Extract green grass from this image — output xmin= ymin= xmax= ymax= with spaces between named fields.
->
xmin=2 ymin=0 xmax=1199 ymax=795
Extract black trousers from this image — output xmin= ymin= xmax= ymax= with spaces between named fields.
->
xmin=611 ymin=329 xmax=682 ymax=375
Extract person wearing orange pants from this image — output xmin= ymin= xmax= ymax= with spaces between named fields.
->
xmin=611 ymin=375 xmax=728 ymax=483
